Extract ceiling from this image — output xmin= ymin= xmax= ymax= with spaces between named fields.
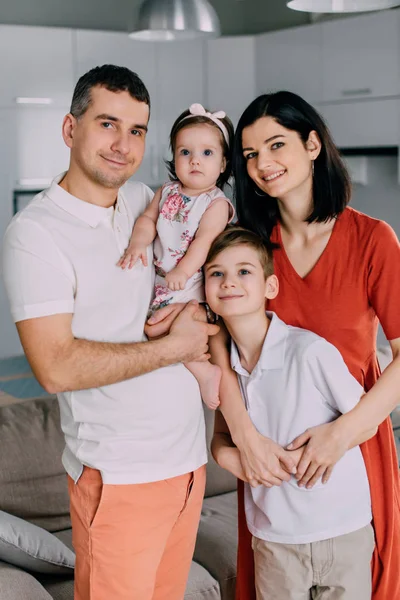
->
xmin=0 ymin=0 xmax=312 ymax=36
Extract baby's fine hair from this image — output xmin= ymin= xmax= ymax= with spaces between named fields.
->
xmin=166 ymin=108 xmax=234 ymax=189
xmin=205 ymin=226 xmax=274 ymax=279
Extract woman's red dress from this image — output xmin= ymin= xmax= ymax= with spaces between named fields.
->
xmin=236 ymin=207 xmax=400 ymax=600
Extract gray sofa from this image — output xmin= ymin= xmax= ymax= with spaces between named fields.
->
xmin=0 ymin=396 xmax=238 ymax=600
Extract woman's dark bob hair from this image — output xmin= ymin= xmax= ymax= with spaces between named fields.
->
xmin=232 ymin=91 xmax=351 ymax=244
xmin=166 ymin=108 xmax=234 ymax=189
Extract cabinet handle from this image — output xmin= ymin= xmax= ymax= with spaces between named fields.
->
xmin=341 ymin=88 xmax=372 ymax=96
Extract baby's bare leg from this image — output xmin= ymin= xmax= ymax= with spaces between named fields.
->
xmin=185 ymin=361 xmax=221 ymax=410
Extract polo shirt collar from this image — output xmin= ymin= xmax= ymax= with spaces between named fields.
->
xmin=46 ymin=172 xmax=125 ymax=228
xmin=230 ymin=312 xmax=289 ymax=374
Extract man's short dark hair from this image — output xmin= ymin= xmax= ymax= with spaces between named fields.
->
xmin=70 ymin=64 xmax=150 ymax=119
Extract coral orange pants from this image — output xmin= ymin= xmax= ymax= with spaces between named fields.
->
xmin=68 ymin=465 xmax=206 ymax=600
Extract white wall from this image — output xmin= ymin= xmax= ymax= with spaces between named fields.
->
xmin=351 ymin=155 xmax=400 ymax=238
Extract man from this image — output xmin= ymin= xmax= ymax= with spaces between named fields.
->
xmin=2 ymin=64 xmax=219 ymax=600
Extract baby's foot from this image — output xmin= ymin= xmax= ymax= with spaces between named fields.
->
xmin=200 ymin=364 xmax=221 ymax=410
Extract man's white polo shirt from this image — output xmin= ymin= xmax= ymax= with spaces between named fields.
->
xmin=2 ymin=175 xmax=206 ymax=484
xmin=231 ymin=312 xmax=371 ymax=544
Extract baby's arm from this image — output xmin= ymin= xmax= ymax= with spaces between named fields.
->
xmin=118 ymin=187 xmax=161 ymax=269
xmin=211 ymin=409 xmax=249 ymax=483
xmin=165 ymin=199 xmax=230 ymax=291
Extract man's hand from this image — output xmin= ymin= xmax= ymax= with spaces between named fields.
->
xmin=237 ymin=427 xmax=298 ymax=488
xmin=287 ymin=421 xmax=349 ymax=488
xmin=168 ymin=301 xmax=219 ymax=363
xmin=165 ymin=267 xmax=189 ymax=291
xmin=117 ymin=244 xmax=148 ymax=269
xmin=145 ymin=302 xmax=207 ymax=338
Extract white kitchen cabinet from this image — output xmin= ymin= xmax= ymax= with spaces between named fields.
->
xmin=206 ymin=36 xmax=256 ymax=127
xmin=10 ymin=107 xmax=70 ymax=185
xmin=0 ymin=26 xmax=74 ymax=108
xmin=155 ymin=40 xmax=206 ymax=183
xmin=75 ymin=30 xmax=160 ymax=187
xmin=256 ymin=24 xmax=322 ymax=104
xmin=318 ymin=99 xmax=399 ymax=149
xmin=321 ymin=11 xmax=400 ymax=102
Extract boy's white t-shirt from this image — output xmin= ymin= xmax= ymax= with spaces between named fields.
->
xmin=231 ymin=312 xmax=372 ymax=544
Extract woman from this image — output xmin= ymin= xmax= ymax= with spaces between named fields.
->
xmin=211 ymin=91 xmax=400 ymax=600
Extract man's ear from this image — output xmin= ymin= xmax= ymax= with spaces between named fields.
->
xmin=265 ymin=274 xmax=279 ymax=300
xmin=61 ymin=113 xmax=77 ymax=149
xmin=306 ymin=130 xmax=321 ymax=161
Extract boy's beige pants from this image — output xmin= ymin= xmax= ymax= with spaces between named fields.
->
xmin=252 ymin=523 xmax=375 ymax=599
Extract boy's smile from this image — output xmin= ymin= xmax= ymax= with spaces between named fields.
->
xmin=205 ymin=245 xmax=277 ymax=320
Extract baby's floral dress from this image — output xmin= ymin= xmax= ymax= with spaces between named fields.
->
xmin=149 ymin=182 xmax=233 ymax=315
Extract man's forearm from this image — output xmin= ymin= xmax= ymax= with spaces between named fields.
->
xmin=43 ymin=335 xmax=182 ymax=393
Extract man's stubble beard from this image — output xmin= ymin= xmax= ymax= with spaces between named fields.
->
xmin=79 ymin=154 xmax=142 ymax=190
xmin=91 ymin=167 xmax=133 ymax=190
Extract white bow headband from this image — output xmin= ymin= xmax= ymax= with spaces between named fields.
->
xmin=180 ymin=103 xmax=230 ymax=146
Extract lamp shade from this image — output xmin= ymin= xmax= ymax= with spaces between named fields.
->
xmin=287 ymin=0 xmax=400 ymax=11
xmin=130 ymin=0 xmax=221 ymax=41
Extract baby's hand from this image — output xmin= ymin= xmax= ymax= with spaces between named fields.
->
xmin=165 ymin=267 xmax=189 ymax=291
xmin=117 ymin=244 xmax=148 ymax=270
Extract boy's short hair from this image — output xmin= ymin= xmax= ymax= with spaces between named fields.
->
xmin=205 ymin=226 xmax=274 ymax=279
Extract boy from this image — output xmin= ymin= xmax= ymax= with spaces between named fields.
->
xmin=205 ymin=226 xmax=375 ymax=600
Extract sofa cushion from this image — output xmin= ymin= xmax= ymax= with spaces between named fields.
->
xmin=0 ymin=396 xmax=71 ymax=532
xmin=0 ymin=510 xmax=75 ymax=574
xmin=203 ymin=407 xmax=237 ymax=498
xmin=195 ymin=491 xmax=238 ymax=600
xmin=0 ymin=561 xmax=53 ymax=600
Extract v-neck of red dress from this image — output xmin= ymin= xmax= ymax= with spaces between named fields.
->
xmin=274 ymin=212 xmax=343 ymax=284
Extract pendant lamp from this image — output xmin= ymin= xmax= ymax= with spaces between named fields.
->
xmin=129 ymin=0 xmax=221 ymax=41
xmin=287 ymin=0 xmax=400 ymax=11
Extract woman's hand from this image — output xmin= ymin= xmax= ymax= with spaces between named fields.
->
xmin=287 ymin=420 xmax=350 ymax=488
xmin=237 ymin=427 xmax=298 ymax=488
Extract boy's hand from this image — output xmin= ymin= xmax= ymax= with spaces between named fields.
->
xmin=117 ymin=244 xmax=148 ymax=270
xmin=238 ymin=430 xmax=297 ymax=488
xmin=281 ymin=446 xmax=305 ymax=474
xmin=165 ymin=267 xmax=189 ymax=291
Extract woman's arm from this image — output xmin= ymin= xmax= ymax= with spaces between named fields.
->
xmin=209 ymin=327 xmax=298 ymax=487
xmin=289 ymin=339 xmax=400 ymax=489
